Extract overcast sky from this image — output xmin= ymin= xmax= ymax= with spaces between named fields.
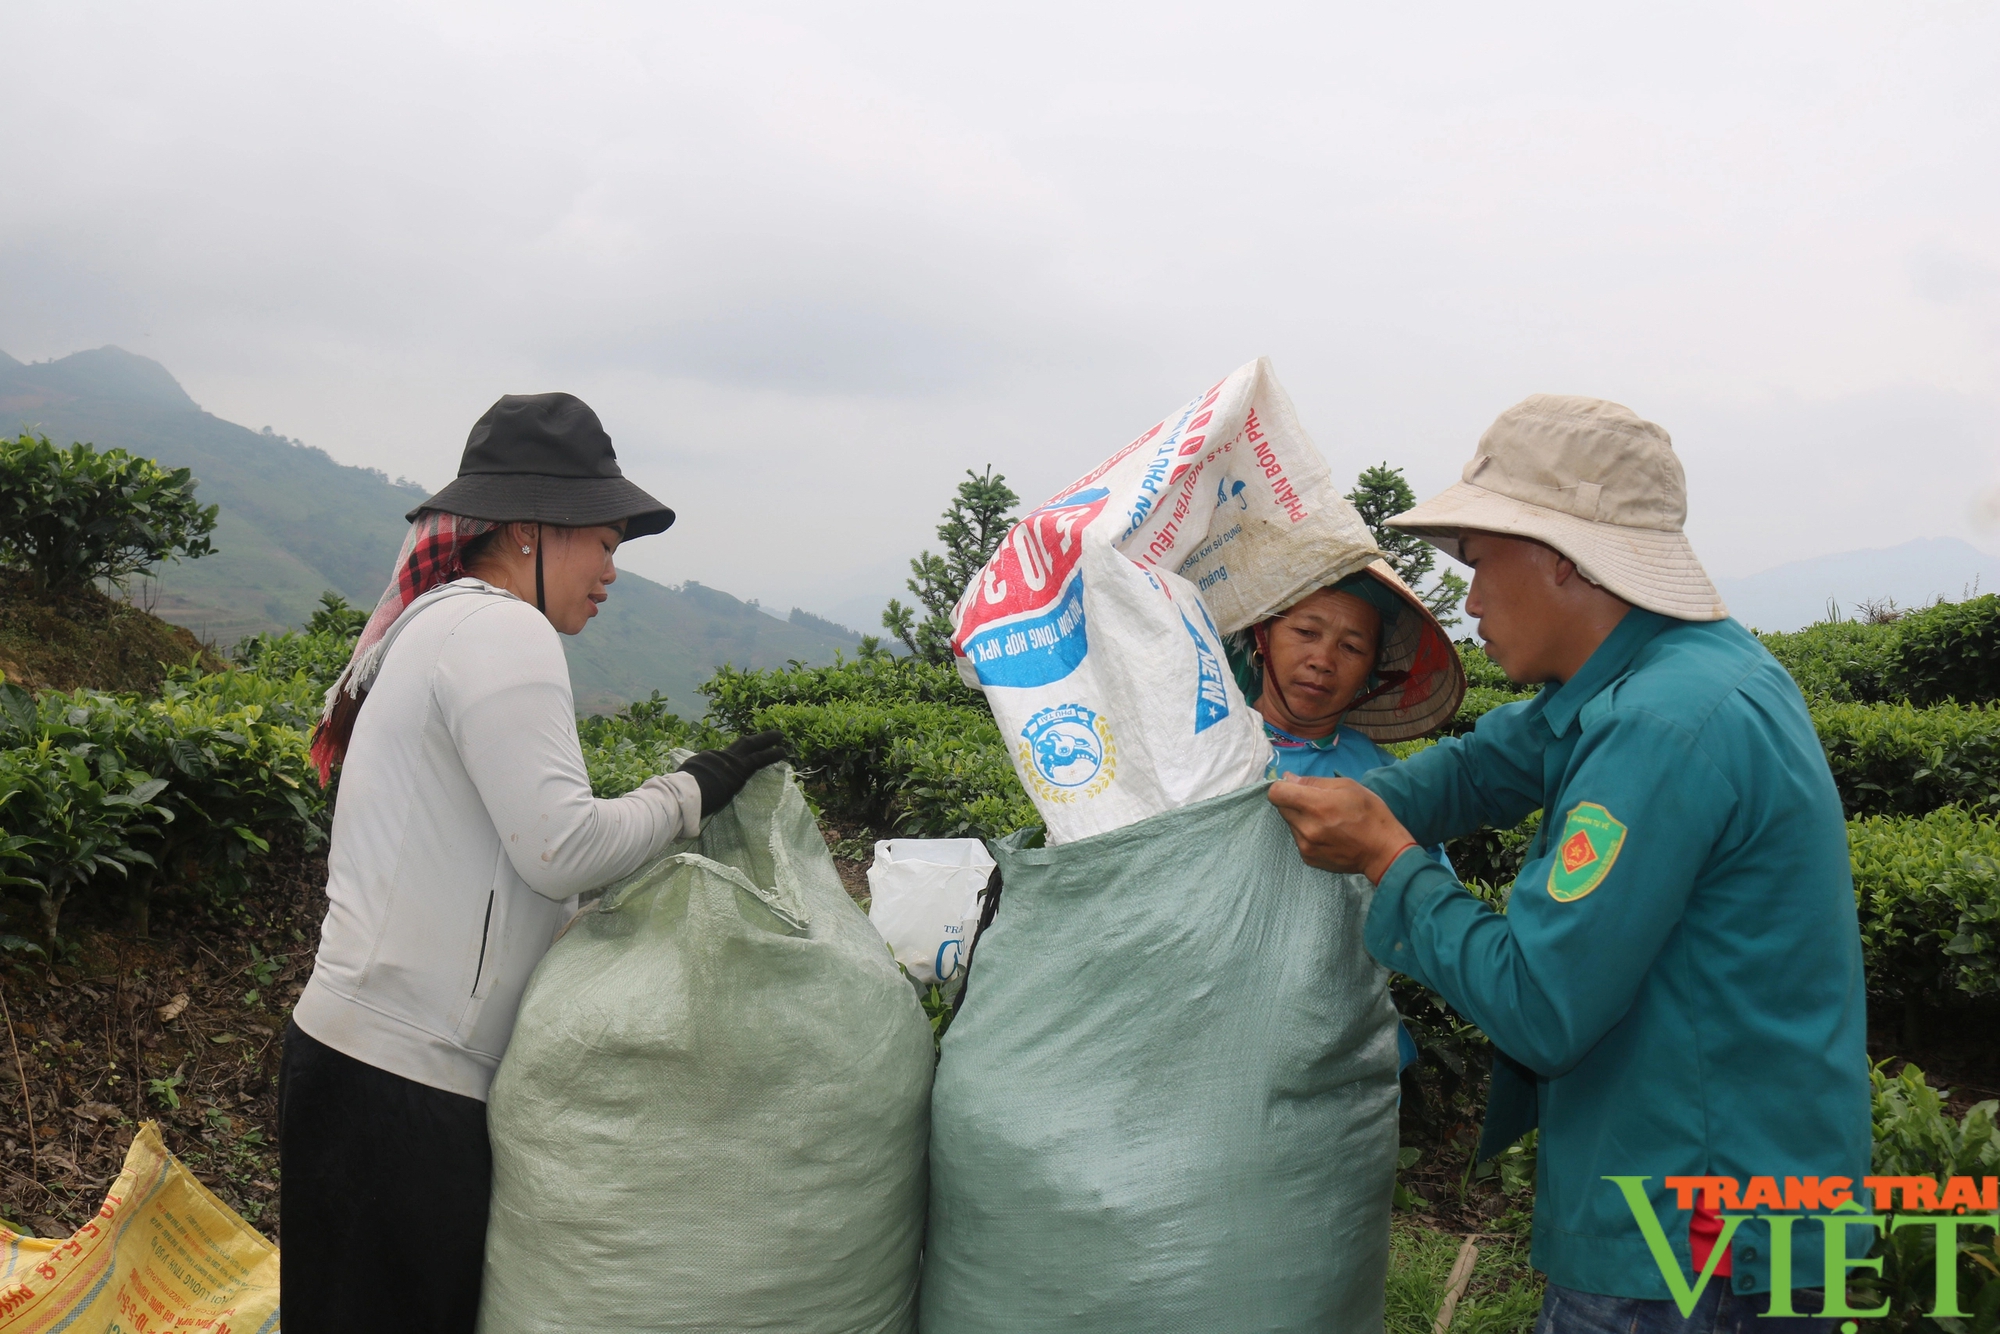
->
xmin=4 ymin=1 xmax=1997 ymax=627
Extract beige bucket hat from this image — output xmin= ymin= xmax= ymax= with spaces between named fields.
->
xmin=1388 ymin=395 xmax=1728 ymax=622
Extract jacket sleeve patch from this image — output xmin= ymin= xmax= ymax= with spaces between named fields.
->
xmin=1547 ymin=801 xmax=1627 ymax=902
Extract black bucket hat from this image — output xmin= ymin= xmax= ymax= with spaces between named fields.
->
xmin=407 ymin=392 xmax=675 ymax=538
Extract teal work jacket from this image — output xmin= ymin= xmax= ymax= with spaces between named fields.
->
xmin=1360 ymin=610 xmax=1870 ymax=1300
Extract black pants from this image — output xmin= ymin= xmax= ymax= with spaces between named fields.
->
xmin=279 ymin=1020 xmax=492 ymax=1333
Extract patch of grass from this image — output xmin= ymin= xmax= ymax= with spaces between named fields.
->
xmin=1387 ymin=1220 xmax=1544 ymax=1334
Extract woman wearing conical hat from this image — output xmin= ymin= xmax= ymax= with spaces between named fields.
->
xmin=1227 ymin=559 xmax=1466 ymax=1077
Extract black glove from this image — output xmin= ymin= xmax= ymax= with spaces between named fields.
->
xmin=676 ymin=730 xmax=789 ymax=819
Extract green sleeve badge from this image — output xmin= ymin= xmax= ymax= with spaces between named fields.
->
xmin=1547 ymin=802 xmax=1627 ymax=902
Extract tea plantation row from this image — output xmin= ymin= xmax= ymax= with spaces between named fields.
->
xmin=0 ymin=601 xmax=1995 ymax=1026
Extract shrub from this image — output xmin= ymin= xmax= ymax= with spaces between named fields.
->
xmin=1848 ymin=807 xmax=2000 ymax=1019
xmin=231 ymin=623 xmax=362 ymax=713
xmin=576 ymin=694 xmax=722 ymax=799
xmin=0 ymin=742 xmax=168 ymax=950
xmin=1392 ymin=877 xmax=1514 ymax=1133
xmin=1445 ymin=811 xmax=1540 ymax=889
xmin=1445 ymin=686 xmax=1536 ymax=738
xmin=1872 ymin=1061 xmax=2000 ymax=1181
xmin=1888 ymin=594 xmax=2000 ymax=706
xmin=1814 ymin=701 xmax=2000 ymax=818
xmin=0 ymin=434 xmax=218 ymax=593
xmin=0 ymin=678 xmax=326 ymax=935
xmin=700 ymin=655 xmax=983 ymax=734
xmin=1456 ymin=639 xmax=1514 ymax=692
xmin=1759 ymin=619 xmax=1901 ymax=703
xmin=886 ymin=728 xmax=1038 ymax=839
xmin=128 ymin=680 xmax=326 ymax=904
xmin=1860 ymin=1062 xmax=2000 ymax=1330
xmin=305 ymin=590 xmax=369 ymax=640
xmin=175 ymin=657 xmax=329 ymax=734
xmin=753 ymin=701 xmax=1012 ymax=830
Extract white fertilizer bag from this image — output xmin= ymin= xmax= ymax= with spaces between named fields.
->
xmin=867 ymin=838 xmax=997 ymax=988
xmin=951 ymin=357 xmax=1379 ymax=843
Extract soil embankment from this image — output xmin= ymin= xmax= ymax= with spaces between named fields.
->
xmin=0 ymin=576 xmax=225 ymax=694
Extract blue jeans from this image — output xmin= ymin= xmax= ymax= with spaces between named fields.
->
xmin=1535 ymin=1282 xmax=1834 ymax=1333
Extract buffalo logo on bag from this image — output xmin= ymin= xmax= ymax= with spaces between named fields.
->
xmin=1019 ymin=703 xmax=1116 ymax=801
xmin=956 ymin=487 xmax=1112 ymax=688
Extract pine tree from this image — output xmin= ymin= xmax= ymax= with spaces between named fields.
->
xmin=1346 ymin=463 xmax=1466 ymax=627
xmin=884 ymin=467 xmax=1020 ymax=663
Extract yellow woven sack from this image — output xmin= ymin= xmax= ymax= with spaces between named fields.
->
xmin=0 ymin=1122 xmax=279 ymax=1333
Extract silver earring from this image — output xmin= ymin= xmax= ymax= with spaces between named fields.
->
xmin=521 ymin=545 xmax=532 ymax=554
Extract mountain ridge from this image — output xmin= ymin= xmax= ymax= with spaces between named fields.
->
xmin=1714 ymin=537 xmax=2000 ymax=633
xmin=0 ymin=345 xmax=859 ymax=712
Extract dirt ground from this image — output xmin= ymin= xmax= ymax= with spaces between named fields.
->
xmin=0 ymin=835 xmax=318 ymax=1240
xmin=0 ymin=576 xmax=225 ymax=695
xmin=0 ymin=821 xmax=880 ymax=1244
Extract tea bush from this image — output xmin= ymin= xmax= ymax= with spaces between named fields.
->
xmin=579 ymin=687 xmax=1034 ymax=839
xmin=1859 ymin=1062 xmax=2000 ymax=1330
xmin=229 ymin=629 xmax=357 ymax=711
xmin=1847 ymin=806 xmax=2000 ymax=1013
xmin=1814 ymin=701 xmax=2000 ymax=818
xmin=1758 ymin=594 xmax=2000 ymax=708
xmin=576 ymin=693 xmax=722 ymax=799
xmin=752 ymin=700 xmax=1034 ymax=838
xmin=0 ymin=674 xmax=326 ymax=939
xmin=886 ymin=727 xmax=1038 ymax=839
xmin=755 ymin=702 xmax=985 ymax=827
xmin=0 ymin=433 xmax=218 ymax=594
xmin=1889 ymin=593 xmax=2000 ymax=707
xmin=1759 ymin=618 xmax=1901 ymax=704
xmin=700 ymin=654 xmax=982 ymax=734
xmin=0 ymin=742 xmax=168 ymax=950
xmin=1456 ymin=639 xmax=1513 ymax=691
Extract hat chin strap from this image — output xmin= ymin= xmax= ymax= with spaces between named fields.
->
xmin=1255 ymin=622 xmax=1345 ymax=729
xmin=534 ymin=524 xmax=545 ymax=614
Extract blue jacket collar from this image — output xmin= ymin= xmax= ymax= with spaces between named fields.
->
xmin=1530 ymin=608 xmax=1672 ymax=739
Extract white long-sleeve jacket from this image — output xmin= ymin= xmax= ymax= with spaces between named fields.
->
xmin=293 ymin=580 xmax=702 ymax=1100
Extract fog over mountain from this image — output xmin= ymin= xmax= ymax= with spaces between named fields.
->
xmin=0 ymin=345 xmax=860 ymax=712
xmin=1717 ymin=538 xmax=2000 ymax=633
xmin=1 ymin=3 xmax=1995 ymax=618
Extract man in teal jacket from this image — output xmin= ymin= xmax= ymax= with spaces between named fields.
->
xmin=1269 ymin=395 xmax=1869 ymax=1331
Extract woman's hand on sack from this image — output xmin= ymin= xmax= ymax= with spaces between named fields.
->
xmin=676 ymin=731 xmax=790 ymax=820
xmin=1266 ymin=775 xmax=1418 ymax=883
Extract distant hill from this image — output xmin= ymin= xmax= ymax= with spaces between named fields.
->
xmin=0 ymin=346 xmax=860 ymax=712
xmin=1715 ymin=537 xmax=2000 ymax=633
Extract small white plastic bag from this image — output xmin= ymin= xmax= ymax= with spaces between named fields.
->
xmin=866 ymin=839 xmax=997 ymax=988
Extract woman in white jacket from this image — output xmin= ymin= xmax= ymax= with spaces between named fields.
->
xmin=280 ymin=393 xmax=783 ymax=1333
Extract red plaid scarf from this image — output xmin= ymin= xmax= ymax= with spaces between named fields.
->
xmin=310 ymin=510 xmax=497 ymax=785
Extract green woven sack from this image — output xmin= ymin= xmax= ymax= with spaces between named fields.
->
xmin=479 ymin=764 xmax=934 ymax=1333
xmin=922 ymin=782 xmax=1399 ymax=1334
